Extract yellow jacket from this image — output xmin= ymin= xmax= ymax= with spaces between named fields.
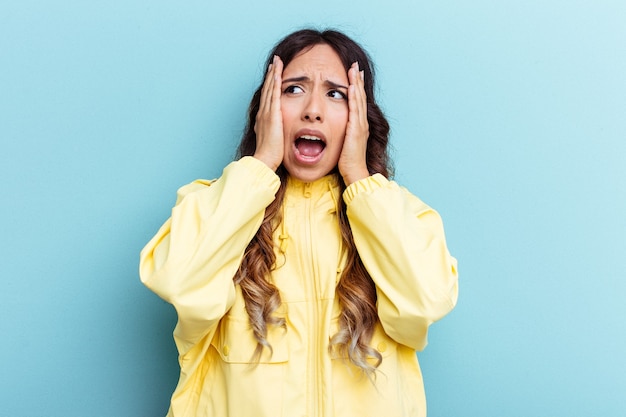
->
xmin=140 ymin=156 xmax=458 ymax=417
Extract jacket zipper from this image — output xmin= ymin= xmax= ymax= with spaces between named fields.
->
xmin=304 ymin=182 xmax=322 ymax=416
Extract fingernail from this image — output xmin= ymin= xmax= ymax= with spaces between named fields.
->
xmin=273 ymin=55 xmax=278 ymax=64
xmin=360 ymin=70 xmax=364 ymax=81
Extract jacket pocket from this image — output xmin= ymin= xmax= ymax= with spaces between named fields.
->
xmin=330 ymin=321 xmax=406 ymax=417
xmin=200 ymin=315 xmax=289 ymax=417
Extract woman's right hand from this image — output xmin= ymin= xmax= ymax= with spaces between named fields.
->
xmin=253 ymin=55 xmax=284 ymax=171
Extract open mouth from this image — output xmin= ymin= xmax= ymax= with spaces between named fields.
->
xmin=295 ymin=135 xmax=326 ymax=158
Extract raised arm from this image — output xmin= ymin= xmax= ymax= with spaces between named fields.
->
xmin=140 ymin=157 xmax=280 ymax=354
xmin=344 ymin=175 xmax=458 ymax=351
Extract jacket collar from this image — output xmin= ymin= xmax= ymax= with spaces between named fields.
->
xmin=285 ymin=174 xmax=341 ymax=205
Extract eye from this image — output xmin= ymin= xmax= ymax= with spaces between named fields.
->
xmin=327 ymin=89 xmax=347 ymax=100
xmin=283 ymin=85 xmax=304 ymax=94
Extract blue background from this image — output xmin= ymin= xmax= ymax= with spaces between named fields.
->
xmin=1 ymin=1 xmax=624 ymax=416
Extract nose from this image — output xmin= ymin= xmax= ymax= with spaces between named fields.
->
xmin=302 ymin=93 xmax=323 ymax=122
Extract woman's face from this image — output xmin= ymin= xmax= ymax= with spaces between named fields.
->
xmin=280 ymin=44 xmax=349 ymax=182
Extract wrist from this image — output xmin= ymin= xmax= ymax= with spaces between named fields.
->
xmin=341 ymin=167 xmax=370 ymax=186
xmin=253 ymin=153 xmax=281 ymax=172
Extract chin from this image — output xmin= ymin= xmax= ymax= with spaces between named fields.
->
xmin=285 ymin=165 xmax=335 ymax=183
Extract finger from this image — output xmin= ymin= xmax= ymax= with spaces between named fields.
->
xmin=262 ymin=57 xmax=279 ymax=116
xmin=348 ymin=63 xmax=367 ymax=128
xmin=261 ymin=56 xmax=282 ymax=114
xmin=356 ymin=80 xmax=368 ymax=129
xmin=348 ymin=62 xmax=358 ymax=108
xmin=259 ymin=62 xmax=273 ymax=107
xmin=353 ymin=63 xmax=367 ymax=125
xmin=269 ymin=56 xmax=283 ymax=116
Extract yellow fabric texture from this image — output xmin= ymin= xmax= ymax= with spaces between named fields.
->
xmin=140 ymin=156 xmax=458 ymax=417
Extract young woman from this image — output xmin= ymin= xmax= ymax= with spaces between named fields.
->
xmin=140 ymin=28 xmax=458 ymax=417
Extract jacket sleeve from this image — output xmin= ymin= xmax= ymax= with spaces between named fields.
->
xmin=139 ymin=156 xmax=281 ymax=355
xmin=343 ymin=174 xmax=458 ymax=351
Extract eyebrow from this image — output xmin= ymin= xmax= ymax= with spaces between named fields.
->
xmin=282 ymin=76 xmax=348 ymax=90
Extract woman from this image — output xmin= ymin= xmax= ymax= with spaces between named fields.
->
xmin=140 ymin=28 xmax=458 ymax=417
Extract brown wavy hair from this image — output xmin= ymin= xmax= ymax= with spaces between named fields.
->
xmin=234 ymin=29 xmax=392 ymax=374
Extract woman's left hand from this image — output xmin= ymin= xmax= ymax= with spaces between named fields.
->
xmin=338 ymin=62 xmax=370 ymax=186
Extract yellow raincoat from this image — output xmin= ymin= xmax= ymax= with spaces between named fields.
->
xmin=140 ymin=156 xmax=458 ymax=417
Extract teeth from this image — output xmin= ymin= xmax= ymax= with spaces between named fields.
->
xmin=299 ymin=135 xmax=322 ymax=141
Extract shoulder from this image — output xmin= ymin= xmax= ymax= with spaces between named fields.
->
xmin=175 ymin=179 xmax=216 ymax=205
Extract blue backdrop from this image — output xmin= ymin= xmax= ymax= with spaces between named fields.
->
xmin=1 ymin=1 xmax=624 ymax=416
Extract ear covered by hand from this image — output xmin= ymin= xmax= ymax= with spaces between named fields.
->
xmin=253 ymin=55 xmax=285 ymax=172
xmin=339 ymin=61 xmax=370 ymax=186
